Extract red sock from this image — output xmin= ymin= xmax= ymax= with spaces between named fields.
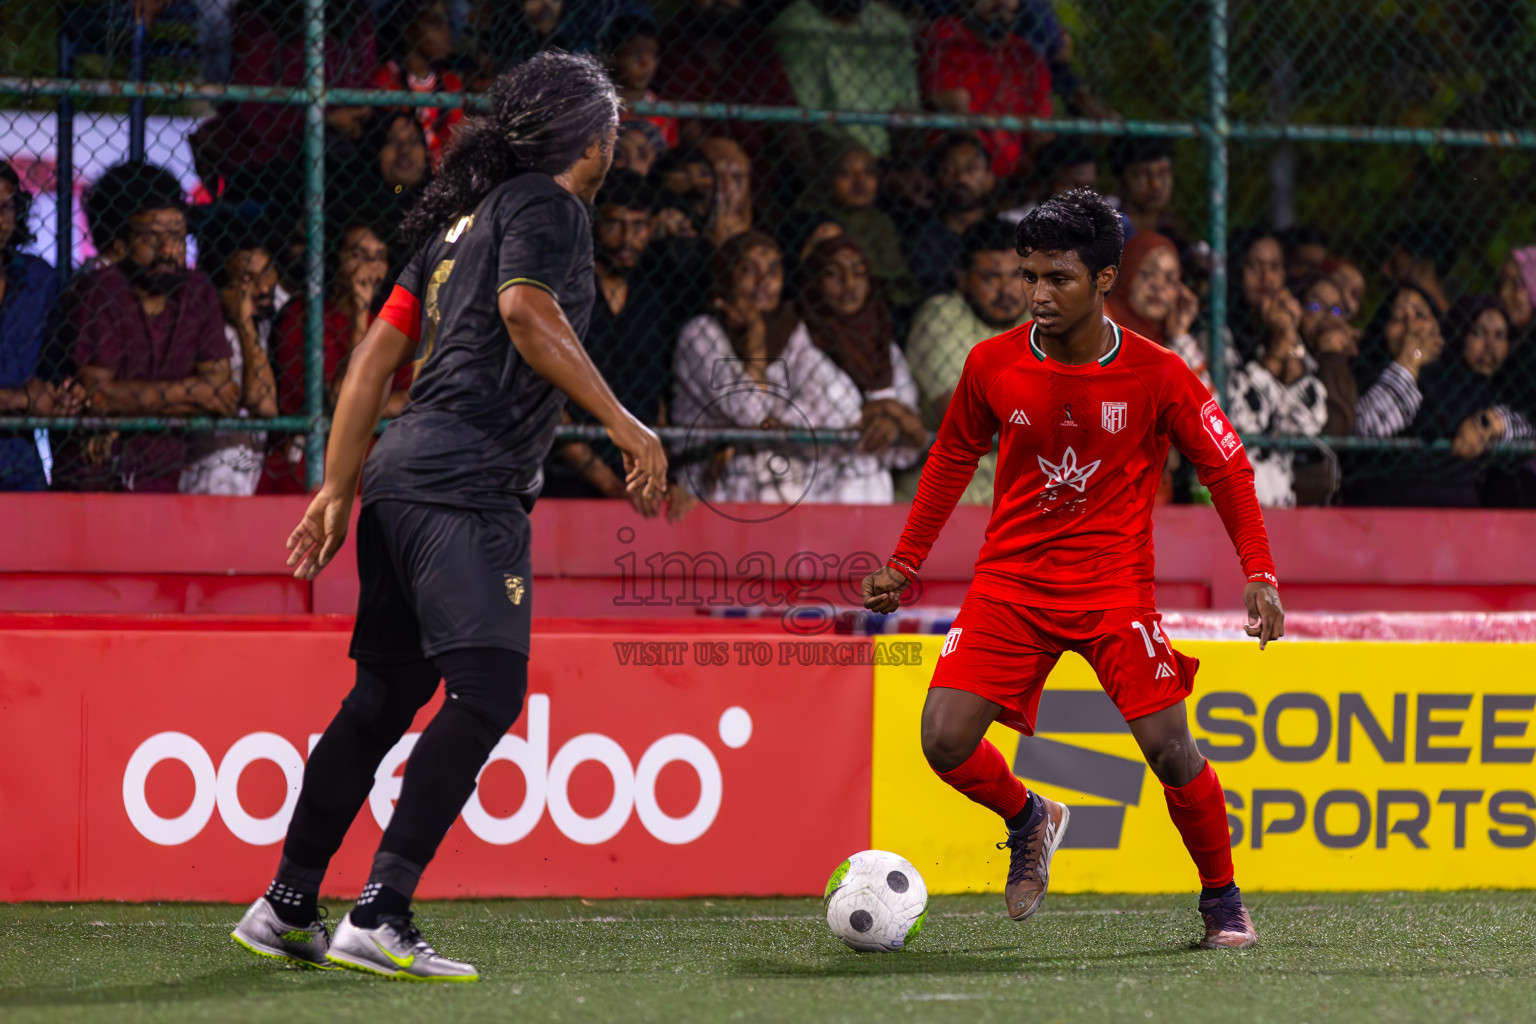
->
xmin=1162 ymin=760 xmax=1235 ymax=889
xmin=935 ymin=739 xmax=1027 ymax=820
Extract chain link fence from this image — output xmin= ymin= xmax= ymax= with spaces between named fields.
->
xmin=1 ymin=1 xmax=1533 ymax=507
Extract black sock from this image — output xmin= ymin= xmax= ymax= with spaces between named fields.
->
xmin=1200 ymin=881 xmax=1239 ymax=901
xmin=264 ymin=879 xmax=318 ymax=927
xmin=350 ymin=882 xmax=412 ymax=928
xmin=1004 ymin=791 xmax=1042 ymax=833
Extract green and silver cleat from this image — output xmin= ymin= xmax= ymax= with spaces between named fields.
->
xmin=325 ymin=912 xmax=479 ymax=982
xmin=231 ymin=897 xmax=336 ymax=969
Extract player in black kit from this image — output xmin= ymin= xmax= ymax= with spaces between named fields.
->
xmin=231 ymin=53 xmax=668 ymax=982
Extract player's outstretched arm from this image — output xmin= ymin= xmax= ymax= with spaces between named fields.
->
xmin=500 ymin=284 xmax=667 ymax=515
xmin=286 ymin=318 xmax=418 ymax=580
xmin=1160 ymin=363 xmax=1285 ymax=649
xmin=868 ymin=347 xmax=999 ymax=612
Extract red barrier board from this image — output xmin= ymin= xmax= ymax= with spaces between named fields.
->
xmin=0 ymin=624 xmax=871 ymax=901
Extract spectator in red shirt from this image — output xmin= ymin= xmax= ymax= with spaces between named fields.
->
xmin=55 ymin=163 xmax=237 ymax=493
xmin=193 ymin=0 xmax=378 ymax=218
xmin=923 ymin=0 xmax=1053 ymax=178
xmin=375 ymin=0 xmax=465 ymax=168
xmin=655 ymin=0 xmax=803 ymax=208
xmin=601 ymin=11 xmax=678 ymax=150
xmin=265 ymin=221 xmax=410 ymax=491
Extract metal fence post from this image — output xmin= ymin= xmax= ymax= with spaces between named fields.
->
xmin=303 ymin=0 xmax=326 ymax=490
xmin=54 ymin=35 xmax=74 ymax=285
xmin=1206 ymin=0 xmax=1230 ymax=406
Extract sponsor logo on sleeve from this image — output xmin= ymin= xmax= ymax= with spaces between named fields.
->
xmin=1200 ymin=398 xmax=1243 ymax=460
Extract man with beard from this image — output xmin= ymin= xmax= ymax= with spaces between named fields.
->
xmin=180 ymin=215 xmax=284 ymax=494
xmin=55 ymin=163 xmax=236 ymax=492
xmin=544 ymin=170 xmax=695 ymax=517
xmin=901 ymin=133 xmax=998 ymax=298
xmin=899 ymin=217 xmax=1029 ymax=504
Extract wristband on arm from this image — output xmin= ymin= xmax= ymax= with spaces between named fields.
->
xmin=887 ymin=556 xmax=920 ymax=581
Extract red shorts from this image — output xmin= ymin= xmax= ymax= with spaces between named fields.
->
xmin=929 ymin=593 xmax=1199 ymax=735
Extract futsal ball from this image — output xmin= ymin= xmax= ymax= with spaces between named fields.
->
xmin=823 ymin=850 xmax=928 ymax=952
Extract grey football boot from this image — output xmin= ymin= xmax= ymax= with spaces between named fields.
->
xmin=998 ymin=792 xmax=1071 ymax=921
xmin=231 ymin=897 xmax=336 ymax=969
xmin=326 ymin=912 xmax=479 ymax=982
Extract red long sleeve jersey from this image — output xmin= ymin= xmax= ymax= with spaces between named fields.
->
xmin=890 ymin=320 xmax=1278 ymax=609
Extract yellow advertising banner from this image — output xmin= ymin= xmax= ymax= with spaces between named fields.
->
xmin=872 ymin=638 xmax=1536 ymax=893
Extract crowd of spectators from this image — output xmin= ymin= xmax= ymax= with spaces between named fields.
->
xmin=2 ymin=0 xmax=1535 ymax=509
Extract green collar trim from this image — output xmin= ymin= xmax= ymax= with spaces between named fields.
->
xmin=1028 ymin=319 xmax=1123 ymax=366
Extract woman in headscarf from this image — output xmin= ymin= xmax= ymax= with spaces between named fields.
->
xmin=774 ymin=209 xmax=844 ymax=304
xmin=1104 ymin=230 xmax=1211 ymax=504
xmin=797 ymin=235 xmax=926 ymax=500
xmin=1494 ymin=248 xmax=1536 ymax=485
xmin=1105 ymin=230 xmax=1205 ymax=382
xmin=670 ymin=232 xmax=922 ymax=505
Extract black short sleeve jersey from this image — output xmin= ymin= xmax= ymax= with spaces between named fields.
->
xmin=362 ymin=173 xmax=596 ymax=511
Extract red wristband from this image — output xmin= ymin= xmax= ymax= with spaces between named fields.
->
xmin=887 ymin=556 xmax=920 ymax=581
xmin=1247 ymin=571 xmax=1279 ymax=587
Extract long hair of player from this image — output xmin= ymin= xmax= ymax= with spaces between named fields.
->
xmin=402 ymin=50 xmax=620 ymax=246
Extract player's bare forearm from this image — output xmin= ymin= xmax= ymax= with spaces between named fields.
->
xmin=323 ymin=318 xmax=417 ymax=497
xmin=500 ymin=285 xmax=629 ymax=430
xmin=500 ymin=284 xmax=667 ymax=504
xmin=286 ymin=319 xmax=415 ymax=580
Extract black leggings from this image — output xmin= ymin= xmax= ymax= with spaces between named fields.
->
xmin=280 ymin=647 xmax=528 ymax=882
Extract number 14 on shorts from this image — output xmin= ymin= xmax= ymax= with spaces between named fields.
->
xmin=1131 ymin=619 xmax=1178 ymax=678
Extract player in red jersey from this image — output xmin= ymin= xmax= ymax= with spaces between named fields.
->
xmin=862 ymin=189 xmax=1284 ymax=949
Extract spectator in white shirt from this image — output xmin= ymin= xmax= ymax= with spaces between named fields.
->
xmin=672 ymin=230 xmax=921 ymax=505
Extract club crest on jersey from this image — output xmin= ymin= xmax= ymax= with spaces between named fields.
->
xmin=1038 ymin=446 xmax=1101 ymax=493
xmin=503 ymin=573 xmax=526 ymax=605
xmin=1101 ymin=402 xmax=1128 ymax=434
xmin=941 ymin=627 xmax=963 ymax=657
xmin=1199 ymin=398 xmax=1243 ymax=461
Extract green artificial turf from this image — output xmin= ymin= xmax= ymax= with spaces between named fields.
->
xmin=2 ymin=893 xmax=1534 ymax=1023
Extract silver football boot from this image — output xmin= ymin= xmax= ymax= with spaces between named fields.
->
xmin=326 ymin=912 xmax=479 ymax=982
xmin=231 ymin=897 xmax=335 ymax=969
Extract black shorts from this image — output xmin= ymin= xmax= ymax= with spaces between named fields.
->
xmin=349 ymin=499 xmax=534 ymax=663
